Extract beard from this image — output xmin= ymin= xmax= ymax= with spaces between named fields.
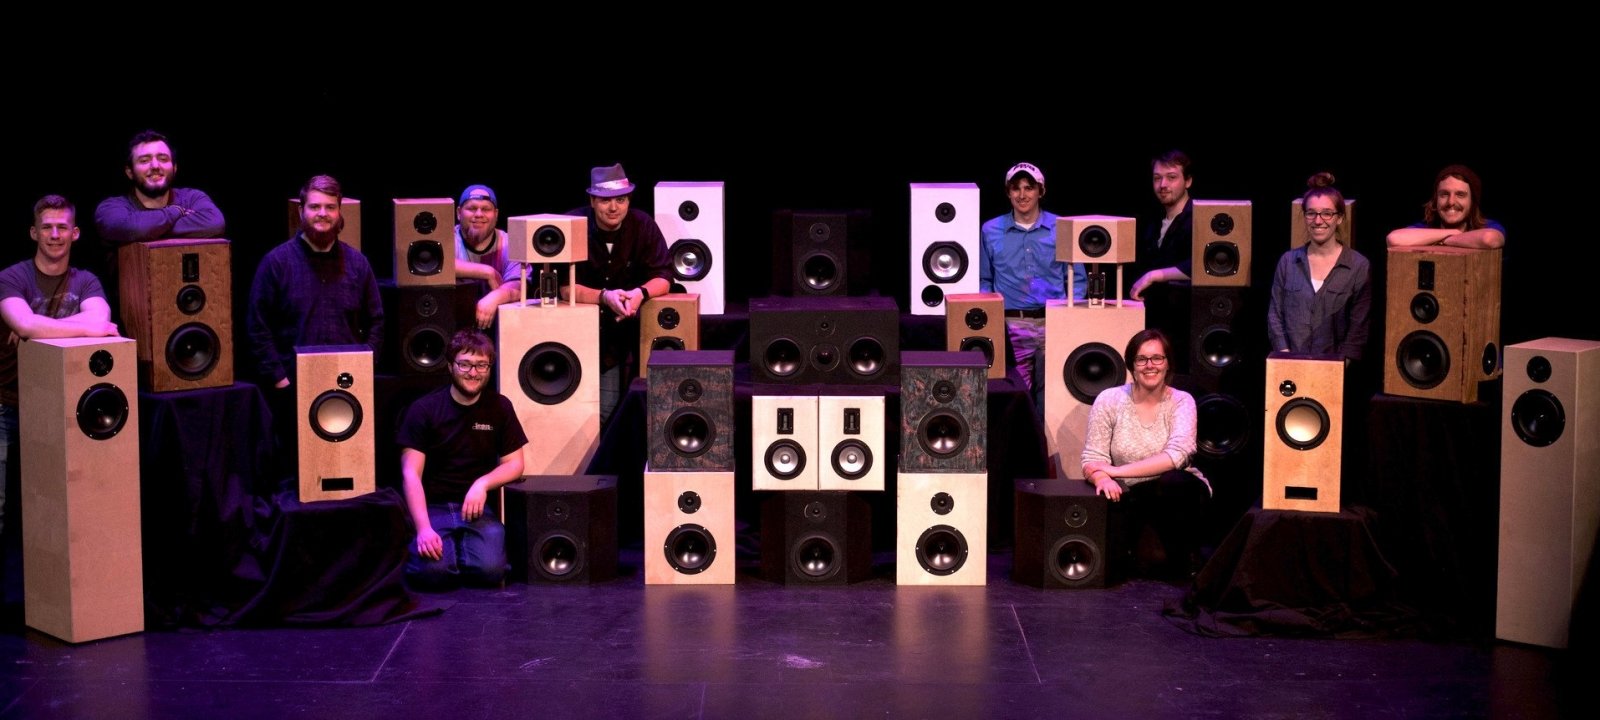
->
xmin=134 ymin=174 xmax=171 ymax=200
xmin=451 ymin=374 xmax=485 ymax=402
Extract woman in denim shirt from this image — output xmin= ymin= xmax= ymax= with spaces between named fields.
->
xmin=1267 ymin=173 xmax=1371 ymax=362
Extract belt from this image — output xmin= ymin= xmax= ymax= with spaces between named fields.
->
xmin=1004 ymin=308 xmax=1045 ymax=318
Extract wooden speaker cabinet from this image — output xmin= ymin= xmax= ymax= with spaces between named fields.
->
xmin=296 ymin=345 xmax=375 ymax=502
xmin=1262 ymin=352 xmax=1344 ymax=513
xmin=1043 ymin=300 xmax=1146 ymax=477
xmin=639 ymin=293 xmax=700 ymax=379
xmin=497 ymin=302 xmax=600 ymax=476
xmin=1191 ymin=200 xmax=1252 ymax=287
xmin=118 ymin=238 xmax=233 ymax=391
xmin=644 ymin=469 xmax=736 ymax=585
xmin=896 ymin=471 xmax=988 ymax=586
xmin=945 ymin=292 xmax=1005 ymax=380
xmin=1384 ymin=246 xmax=1502 ymax=403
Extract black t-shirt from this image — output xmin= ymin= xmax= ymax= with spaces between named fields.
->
xmin=395 ymin=385 xmax=528 ymax=504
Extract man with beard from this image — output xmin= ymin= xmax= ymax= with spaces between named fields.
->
xmin=1128 ymin=150 xmax=1196 ymax=301
xmin=451 ymin=184 xmax=527 ymax=329
xmin=395 ymin=329 xmax=526 ymax=588
xmin=1385 ymin=164 xmax=1507 ymax=249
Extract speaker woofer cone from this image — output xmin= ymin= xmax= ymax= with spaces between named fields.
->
xmin=1050 ymin=535 xmax=1101 ymax=585
xmin=535 ymin=532 xmax=584 ymax=580
xmin=534 ymin=225 xmax=567 ymax=258
xmin=1396 ymin=331 xmax=1450 ymax=390
xmin=76 ymin=383 xmax=129 ymax=440
xmin=1410 ymin=293 xmax=1440 ymax=324
xmin=1203 ymin=241 xmax=1240 ymax=277
xmin=666 ymin=408 xmax=715 ymax=458
xmin=764 ymin=338 xmax=803 ymax=378
xmin=404 ymin=326 xmax=448 ymax=371
xmin=665 ymin=524 xmax=716 ymax=574
xmin=1196 ymin=393 xmax=1249 ymax=458
xmin=847 ymin=337 xmax=885 ymax=378
xmin=651 ymin=337 xmax=686 ymax=351
xmin=1276 ymin=397 xmax=1330 ymax=450
xmin=309 ymin=389 xmax=363 ymax=442
xmin=800 ymin=253 xmax=840 ymax=293
xmin=831 ymin=439 xmax=873 ymax=480
xmin=1511 ymin=389 xmax=1565 ymax=447
xmin=918 ymin=410 xmax=968 ymax=458
xmin=165 ymin=322 xmax=220 ymax=380
xmin=793 ymin=534 xmax=840 ymax=580
xmin=959 ymin=337 xmax=995 ymax=368
xmin=764 ymin=439 xmax=807 ymax=480
xmin=175 ymin=284 xmax=207 ymax=315
xmin=1078 ymin=226 xmax=1112 ymax=258
xmin=669 ymin=239 xmax=712 ymax=282
xmin=407 ymin=240 xmax=444 ymax=276
xmin=519 ymin=342 xmax=581 ymax=405
xmin=920 ymin=285 xmax=945 ymax=308
xmin=1064 ymin=342 xmax=1126 ymax=405
xmin=1198 ymin=326 xmax=1238 ymax=370
xmin=915 ymin=524 xmax=968 ymax=575
xmin=922 ymin=242 xmax=969 ymax=283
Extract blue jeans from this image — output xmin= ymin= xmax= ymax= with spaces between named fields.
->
xmin=406 ymin=502 xmax=507 ymax=589
xmin=1006 ymin=317 xmax=1047 ymax=412
xmin=0 ymin=403 xmax=15 ymax=536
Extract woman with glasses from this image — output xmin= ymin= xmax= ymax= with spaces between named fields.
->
xmin=1081 ymin=328 xmax=1211 ymax=581
xmin=1267 ymin=172 xmax=1372 ymax=362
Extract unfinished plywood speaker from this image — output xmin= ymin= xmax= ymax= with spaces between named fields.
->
xmin=296 ymin=345 xmax=375 ymax=502
xmin=1057 ymin=215 xmax=1137 ymax=264
xmin=18 ymin=337 xmax=142 ymax=643
xmin=910 ymin=183 xmax=980 ymax=315
xmin=507 ymin=214 xmax=589 ymax=265
xmin=761 ymin=491 xmax=872 ymax=585
xmin=644 ymin=469 xmax=736 ymax=585
xmin=945 ymin=292 xmax=1005 ymax=380
xmin=504 ymin=475 xmax=618 ymax=584
xmin=655 ymin=182 xmax=725 ymax=314
xmin=639 ymin=293 xmax=700 ymax=378
xmin=1013 ymin=477 xmax=1110 ymax=589
xmin=117 ymin=238 xmax=233 ymax=391
xmin=1262 ymin=352 xmax=1343 ymax=513
xmin=647 ymin=350 xmax=735 ymax=472
xmin=497 ymin=302 xmax=600 ymax=476
xmin=1384 ymin=246 xmax=1502 ymax=403
xmin=896 ymin=471 xmax=988 ymax=586
xmin=288 ymin=197 xmax=361 ymax=249
xmin=1191 ymin=200 xmax=1252 ymax=287
xmin=752 ymin=395 xmax=818 ymax=491
xmin=393 ymin=198 xmax=456 ymax=286
xmin=1043 ymin=299 xmax=1146 ymax=477
xmin=900 ymin=351 xmax=987 ymax=474
xmin=1290 ymin=197 xmax=1356 ymax=250
xmin=818 ymin=393 xmax=885 ymax=492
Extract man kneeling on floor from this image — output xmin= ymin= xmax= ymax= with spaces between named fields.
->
xmin=398 ymin=329 xmax=527 ymax=588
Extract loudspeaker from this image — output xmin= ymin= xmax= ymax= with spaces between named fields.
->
xmin=638 ymin=293 xmax=700 ymax=379
xmin=1496 ymin=337 xmax=1600 ymax=648
xmin=1191 ymin=200 xmax=1252 ymax=287
xmin=752 ymin=395 xmax=818 ymax=490
xmin=774 ymin=210 xmax=852 ymax=296
xmin=900 ymin=352 xmax=987 ymax=473
xmin=655 ymin=182 xmax=725 ymax=314
xmin=1262 ymin=352 xmax=1343 ymax=512
xmin=296 ymin=345 xmax=375 ymax=502
xmin=749 ymin=296 xmax=900 ymax=386
xmin=507 ymin=213 xmax=589 ymax=265
xmin=909 ymin=183 xmax=980 ymax=315
xmin=818 ymin=393 xmax=886 ymax=492
xmin=1013 ymin=477 xmax=1109 ymax=589
xmin=1290 ymin=197 xmax=1357 ymax=250
xmin=644 ymin=469 xmax=735 ymax=585
xmin=896 ymin=471 xmax=987 ymax=585
xmin=497 ymin=302 xmax=600 ymax=476
xmin=1195 ymin=392 xmax=1251 ymax=460
xmin=1383 ymin=246 xmax=1502 ymax=403
xmin=647 ymin=350 xmax=735 ymax=472
xmin=1189 ymin=286 xmax=1250 ymax=394
xmin=1057 ymin=215 xmax=1137 ymax=264
xmin=288 ymin=197 xmax=361 ymax=249
xmin=117 ymin=238 xmax=233 ymax=391
xmin=504 ymin=475 xmax=618 ymax=584
xmin=1043 ymin=300 xmax=1146 ymax=477
xmin=945 ymin=292 xmax=1005 ymax=380
xmin=761 ymin=491 xmax=872 ymax=585
xmin=378 ymin=280 xmax=476 ymax=375
xmin=19 ymin=337 xmax=142 ymax=643
xmin=393 ymin=198 xmax=456 ymax=286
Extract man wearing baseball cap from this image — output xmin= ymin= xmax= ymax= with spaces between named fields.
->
xmin=452 ymin=184 xmax=528 ymax=328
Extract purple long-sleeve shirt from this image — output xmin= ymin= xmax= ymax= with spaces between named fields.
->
xmin=94 ymin=188 xmax=226 ymax=245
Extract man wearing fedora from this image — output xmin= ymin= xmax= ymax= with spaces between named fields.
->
xmin=561 ymin=163 xmax=672 ymax=424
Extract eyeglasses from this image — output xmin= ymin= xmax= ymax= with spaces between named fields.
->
xmin=1304 ymin=209 xmax=1339 ymax=221
xmin=1133 ymin=355 xmax=1167 ymax=367
xmin=453 ymin=360 xmax=493 ymax=374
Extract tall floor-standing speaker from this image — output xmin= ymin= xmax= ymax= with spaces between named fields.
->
xmin=900 ymin=352 xmax=987 ymax=474
xmin=749 ymin=296 xmax=899 ymax=386
xmin=638 ymin=293 xmax=700 ymax=378
xmin=655 ymin=182 xmax=725 ymax=314
xmin=752 ymin=395 xmax=818 ymax=490
xmin=818 ymin=393 xmax=885 ymax=492
xmin=1496 ymin=338 xmax=1600 ymax=648
xmin=909 ymin=183 xmax=980 ymax=315
xmin=19 ymin=337 xmax=142 ymax=643
xmin=296 ymin=345 xmax=375 ymax=502
xmin=289 ymin=197 xmax=361 ymax=249
xmin=1384 ymin=246 xmax=1502 ymax=403
xmin=945 ymin=292 xmax=1005 ymax=380
xmin=498 ymin=303 xmax=600 ymax=475
xmin=897 ymin=472 xmax=988 ymax=586
xmin=393 ymin=198 xmax=456 ymax=286
xmin=1191 ymin=200 xmax=1252 ymax=287
xmin=644 ymin=470 xmax=736 ymax=585
xmin=1044 ymin=300 xmax=1146 ymax=477
xmin=118 ymin=238 xmax=233 ymax=391
xmin=761 ymin=491 xmax=872 ymax=585
xmin=773 ymin=210 xmax=861 ymax=297
xmin=648 ymin=350 xmax=735 ymax=472
xmin=1189 ymin=286 xmax=1250 ymax=395
xmin=1290 ymin=198 xmax=1357 ymax=250
xmin=1262 ymin=352 xmax=1343 ymax=512
xmin=504 ymin=475 xmax=618 ymax=584
xmin=378 ymin=280 xmax=476 ymax=375
xmin=1013 ymin=477 xmax=1110 ymax=589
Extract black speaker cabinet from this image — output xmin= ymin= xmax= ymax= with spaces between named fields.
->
xmin=1384 ymin=246 xmax=1502 ymax=403
xmin=900 ymin=351 xmax=987 ymax=474
xmin=760 ymin=491 xmax=872 ymax=585
xmin=1497 ymin=337 xmax=1600 ymax=648
xmin=1263 ymin=352 xmax=1343 ymax=513
xmin=749 ymin=296 xmax=899 ymax=386
xmin=1189 ymin=286 xmax=1250 ymax=395
xmin=896 ymin=471 xmax=988 ymax=585
xmin=378 ymin=280 xmax=476 ymax=375
xmin=647 ymin=350 xmax=735 ymax=472
xmin=117 ymin=238 xmax=233 ymax=391
xmin=945 ymin=292 xmax=1006 ymax=380
xmin=1013 ymin=477 xmax=1110 ymax=589
xmin=644 ymin=470 xmax=735 ymax=585
xmin=497 ymin=302 xmax=600 ymax=476
xmin=1191 ymin=200 xmax=1252 ymax=287
xmin=1195 ymin=392 xmax=1251 ymax=460
xmin=507 ymin=214 xmax=589 ymax=265
xmin=639 ymin=293 xmax=700 ymax=379
xmin=655 ymin=182 xmax=725 ymax=314
xmin=772 ymin=210 xmax=869 ymax=297
xmin=1043 ymin=300 xmax=1146 ymax=477
xmin=295 ymin=345 xmax=375 ymax=502
xmin=19 ymin=337 xmax=143 ymax=643
xmin=752 ymin=395 xmax=818 ymax=491
xmin=910 ymin=183 xmax=980 ymax=315
xmin=504 ymin=475 xmax=618 ymax=584
xmin=393 ymin=198 xmax=455 ymax=286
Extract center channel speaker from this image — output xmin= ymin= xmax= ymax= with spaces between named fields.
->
xmin=507 ymin=214 xmax=589 ymax=265
xmin=1191 ymin=200 xmax=1252 ymax=287
xmin=773 ymin=210 xmax=861 ymax=297
xmin=752 ymin=395 xmax=818 ymax=490
xmin=288 ymin=197 xmax=361 ymax=249
xmin=761 ymin=491 xmax=872 ymax=585
xmin=945 ymin=292 xmax=1005 ymax=380
xmin=117 ymin=238 xmax=233 ymax=391
xmin=498 ymin=302 xmax=600 ymax=476
xmin=639 ymin=293 xmax=700 ymax=378
xmin=393 ymin=198 xmax=456 ymax=286
xmin=648 ymin=350 xmax=735 ymax=472
xmin=1290 ymin=197 xmax=1357 ymax=250
xmin=504 ymin=475 xmax=618 ymax=584
xmin=378 ymin=279 xmax=476 ymax=375
xmin=819 ymin=393 xmax=886 ymax=491
xmin=1043 ymin=299 xmax=1146 ymax=477
xmin=900 ymin=351 xmax=987 ymax=473
xmin=897 ymin=471 xmax=988 ymax=586
xmin=1262 ymin=352 xmax=1343 ymax=513
xmin=749 ymin=296 xmax=899 ymax=386
xmin=909 ymin=183 xmax=980 ymax=315
xmin=1189 ymin=286 xmax=1250 ymax=395
xmin=296 ymin=345 xmax=375 ymax=502
xmin=1013 ymin=477 xmax=1109 ymax=589
xmin=19 ymin=337 xmax=142 ymax=643
xmin=1496 ymin=338 xmax=1600 ymax=648
xmin=1383 ymin=246 xmax=1502 ymax=403
xmin=644 ymin=469 xmax=736 ymax=585
xmin=655 ymin=182 xmax=725 ymax=314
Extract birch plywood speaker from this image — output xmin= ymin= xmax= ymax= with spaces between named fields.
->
xmin=117 ymin=238 xmax=233 ymax=391
xmin=1057 ymin=215 xmax=1137 ymax=264
xmin=655 ymin=182 xmax=725 ymax=314
xmin=507 ymin=214 xmax=589 ymax=265
xmin=945 ymin=292 xmax=1005 ymax=380
xmin=644 ymin=470 xmax=736 ymax=585
xmin=497 ymin=302 xmax=600 ymax=476
xmin=296 ymin=345 xmax=375 ymax=502
xmin=1262 ymin=352 xmax=1343 ymax=513
xmin=896 ymin=471 xmax=988 ymax=586
xmin=752 ymin=395 xmax=818 ymax=491
xmin=1383 ymin=246 xmax=1502 ymax=403
xmin=760 ymin=491 xmax=872 ymax=585
xmin=910 ymin=183 xmax=980 ymax=315
xmin=288 ymin=197 xmax=361 ymax=249
xmin=899 ymin=351 xmax=987 ymax=474
xmin=1043 ymin=300 xmax=1145 ymax=477
xmin=1191 ymin=200 xmax=1252 ymax=287
xmin=393 ymin=198 xmax=455 ymax=286
xmin=818 ymin=394 xmax=885 ymax=492
xmin=647 ymin=350 xmax=735 ymax=472
xmin=638 ymin=293 xmax=700 ymax=379
xmin=504 ymin=475 xmax=618 ymax=584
